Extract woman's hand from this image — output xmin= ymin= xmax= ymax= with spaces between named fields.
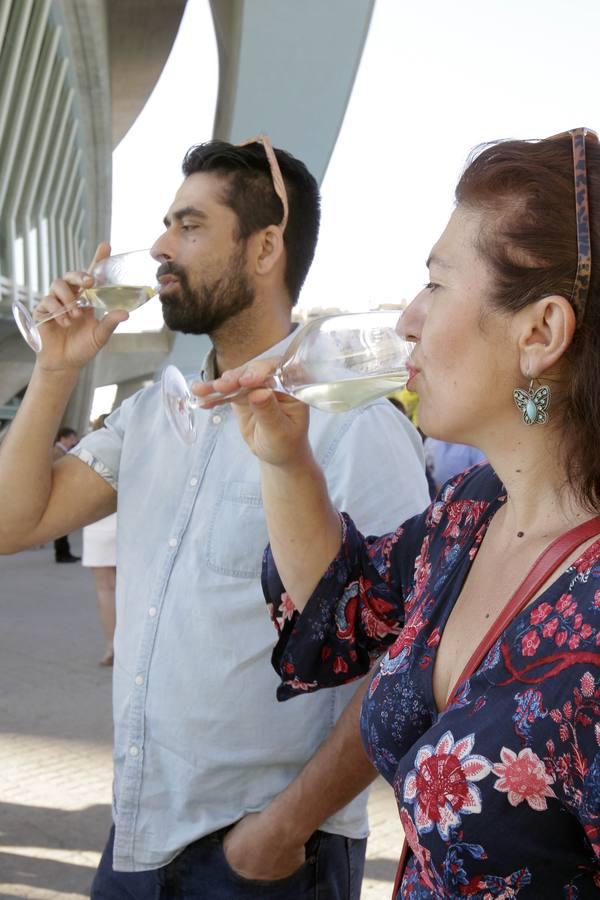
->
xmin=33 ymin=242 xmax=129 ymax=372
xmin=192 ymin=359 xmax=312 ymax=469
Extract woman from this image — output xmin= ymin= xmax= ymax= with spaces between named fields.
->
xmin=82 ymin=414 xmax=117 ymax=666
xmin=195 ymin=129 xmax=600 ymax=896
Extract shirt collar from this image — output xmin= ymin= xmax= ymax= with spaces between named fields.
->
xmin=200 ymin=325 xmax=299 ymax=382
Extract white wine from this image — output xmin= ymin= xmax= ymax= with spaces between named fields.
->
xmin=83 ymin=285 xmax=155 ymax=312
xmin=162 ymin=311 xmax=412 ymax=444
xmin=291 ymin=370 xmax=408 ymax=412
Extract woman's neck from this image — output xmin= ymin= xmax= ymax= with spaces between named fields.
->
xmin=485 ymin=425 xmax=590 ymax=541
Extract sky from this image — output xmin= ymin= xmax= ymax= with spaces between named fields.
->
xmin=110 ymin=0 xmax=600 ymax=333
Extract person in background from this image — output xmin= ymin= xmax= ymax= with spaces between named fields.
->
xmin=200 ymin=128 xmax=600 ymax=897
xmin=391 ymin=386 xmax=420 ymax=425
xmin=0 ymin=138 xmax=429 ymax=898
xmin=82 ymin=415 xmax=116 ymax=666
xmin=52 ymin=426 xmax=80 ymax=563
xmin=423 ymin=436 xmax=486 ymax=491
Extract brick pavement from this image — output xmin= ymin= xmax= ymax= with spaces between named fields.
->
xmin=0 ymin=539 xmax=401 ymax=899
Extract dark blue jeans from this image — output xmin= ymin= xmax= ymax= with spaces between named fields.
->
xmin=91 ymin=824 xmax=367 ymax=899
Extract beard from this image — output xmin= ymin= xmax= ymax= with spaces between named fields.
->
xmin=158 ymin=245 xmax=255 ymax=336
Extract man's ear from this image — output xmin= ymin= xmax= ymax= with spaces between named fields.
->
xmin=516 ymin=294 xmax=576 ymax=377
xmin=251 ymin=225 xmax=285 ymax=277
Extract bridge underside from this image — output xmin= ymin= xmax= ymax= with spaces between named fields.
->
xmin=0 ymin=0 xmax=374 ymax=433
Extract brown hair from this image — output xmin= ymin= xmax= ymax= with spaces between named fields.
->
xmin=456 ymin=133 xmax=600 ymax=511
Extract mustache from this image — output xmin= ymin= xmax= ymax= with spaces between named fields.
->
xmin=156 ymin=261 xmax=188 ymax=280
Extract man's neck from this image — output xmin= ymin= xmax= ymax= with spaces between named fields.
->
xmin=211 ymin=302 xmax=294 ymax=376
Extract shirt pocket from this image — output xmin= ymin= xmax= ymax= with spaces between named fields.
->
xmin=206 ymin=481 xmax=269 ymax=578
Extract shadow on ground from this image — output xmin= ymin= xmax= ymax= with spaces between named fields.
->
xmin=364 ymin=856 xmax=399 ymax=882
xmin=0 ymin=800 xmax=111 ymax=895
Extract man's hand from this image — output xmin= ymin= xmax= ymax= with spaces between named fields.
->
xmin=34 ymin=242 xmax=129 ymax=372
xmin=222 ymin=811 xmax=307 ymax=881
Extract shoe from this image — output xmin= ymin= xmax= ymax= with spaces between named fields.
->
xmin=55 ymin=554 xmax=81 ymax=563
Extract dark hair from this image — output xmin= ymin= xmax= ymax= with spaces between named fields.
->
xmin=181 ymin=140 xmax=320 ymax=305
xmin=91 ymin=414 xmax=108 ymax=431
xmin=456 ymin=133 xmax=600 ymax=510
xmin=56 ymin=426 xmax=77 ymax=442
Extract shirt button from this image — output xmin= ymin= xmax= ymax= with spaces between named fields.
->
xmin=135 ymin=675 xmax=144 ymax=686
xmin=211 ymin=414 xmax=222 ymax=425
xmin=168 ymin=537 xmax=177 ymax=547
xmin=148 ymin=606 xmax=157 ymax=617
xmin=190 ymin=477 xmax=198 ymax=486
xmin=129 ymin=745 xmax=139 ymax=757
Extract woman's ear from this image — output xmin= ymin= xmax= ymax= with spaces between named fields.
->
xmin=517 ymin=294 xmax=576 ymax=378
xmin=251 ymin=225 xmax=285 ymax=277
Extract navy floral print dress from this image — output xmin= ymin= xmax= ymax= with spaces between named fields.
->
xmin=263 ymin=465 xmax=600 ymax=898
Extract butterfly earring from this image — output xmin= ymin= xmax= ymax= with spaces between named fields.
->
xmin=513 ymin=379 xmax=551 ymax=426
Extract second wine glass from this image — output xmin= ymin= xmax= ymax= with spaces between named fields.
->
xmin=162 ymin=309 xmax=411 ymax=445
xmin=12 ymin=248 xmax=159 ymax=353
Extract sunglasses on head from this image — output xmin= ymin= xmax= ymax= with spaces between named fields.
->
xmin=236 ymin=134 xmax=289 ymax=234
xmin=547 ymin=127 xmax=598 ymax=322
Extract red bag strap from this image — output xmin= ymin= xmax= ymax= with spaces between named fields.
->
xmin=391 ymin=513 xmax=600 ymax=899
xmin=446 ymin=513 xmax=600 ymax=708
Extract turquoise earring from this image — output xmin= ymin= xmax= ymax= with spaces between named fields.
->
xmin=513 ymin=379 xmax=551 ymax=425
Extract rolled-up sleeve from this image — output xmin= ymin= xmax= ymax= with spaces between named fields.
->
xmin=69 ymin=395 xmax=137 ymax=490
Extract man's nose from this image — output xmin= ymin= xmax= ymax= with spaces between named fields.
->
xmin=150 ymin=236 xmax=171 ymax=262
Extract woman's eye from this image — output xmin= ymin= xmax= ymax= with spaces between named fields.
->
xmin=424 ymin=281 xmax=439 ymax=292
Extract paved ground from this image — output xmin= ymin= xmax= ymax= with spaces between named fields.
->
xmin=0 ymin=537 xmax=402 ymax=899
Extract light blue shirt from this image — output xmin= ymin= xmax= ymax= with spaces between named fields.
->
xmin=424 ymin=437 xmax=486 ymax=489
xmin=72 ymin=331 xmax=430 ymax=872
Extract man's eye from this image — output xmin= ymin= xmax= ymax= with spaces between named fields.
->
xmin=424 ymin=281 xmax=439 ymax=292
xmin=181 ymin=224 xmax=197 ymax=232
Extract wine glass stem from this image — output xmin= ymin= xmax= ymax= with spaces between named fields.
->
xmin=192 ymin=373 xmax=282 ymax=407
xmin=35 ymin=296 xmax=91 ymax=327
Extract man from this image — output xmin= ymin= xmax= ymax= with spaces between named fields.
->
xmin=52 ymin=426 xmax=80 ymax=562
xmin=0 ymin=139 xmax=429 ymax=898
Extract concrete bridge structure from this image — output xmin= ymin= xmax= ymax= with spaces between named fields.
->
xmin=0 ymin=0 xmax=375 ymax=436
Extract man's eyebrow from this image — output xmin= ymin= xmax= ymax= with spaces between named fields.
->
xmin=163 ymin=206 xmax=208 ymax=228
xmin=425 ymin=253 xmax=452 ymax=270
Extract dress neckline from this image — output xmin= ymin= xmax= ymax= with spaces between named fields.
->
xmin=422 ymin=491 xmax=600 ymax=717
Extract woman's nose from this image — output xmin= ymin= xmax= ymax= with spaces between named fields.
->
xmin=398 ymin=291 xmax=426 ymax=342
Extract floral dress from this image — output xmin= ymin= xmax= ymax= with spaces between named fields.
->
xmin=263 ymin=465 xmax=600 ymax=898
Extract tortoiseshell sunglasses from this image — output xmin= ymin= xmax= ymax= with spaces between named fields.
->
xmin=547 ymin=127 xmax=598 ymax=323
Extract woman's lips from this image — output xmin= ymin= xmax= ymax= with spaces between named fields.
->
xmin=406 ymin=362 xmax=420 ymax=390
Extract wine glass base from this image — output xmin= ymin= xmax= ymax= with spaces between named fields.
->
xmin=161 ymin=365 xmax=198 ymax=445
xmin=12 ymin=299 xmax=42 ymax=353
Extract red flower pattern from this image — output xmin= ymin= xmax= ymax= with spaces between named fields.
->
xmin=530 ymin=602 xmax=553 ymax=625
xmin=521 ymin=630 xmax=540 ymax=657
xmin=404 ymin=731 xmax=491 ymax=840
xmin=493 ymin=747 xmax=556 ymax=810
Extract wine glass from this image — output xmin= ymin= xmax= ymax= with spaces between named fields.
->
xmin=162 ymin=309 xmax=411 ymax=445
xmin=12 ymin=248 xmax=160 ymax=353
